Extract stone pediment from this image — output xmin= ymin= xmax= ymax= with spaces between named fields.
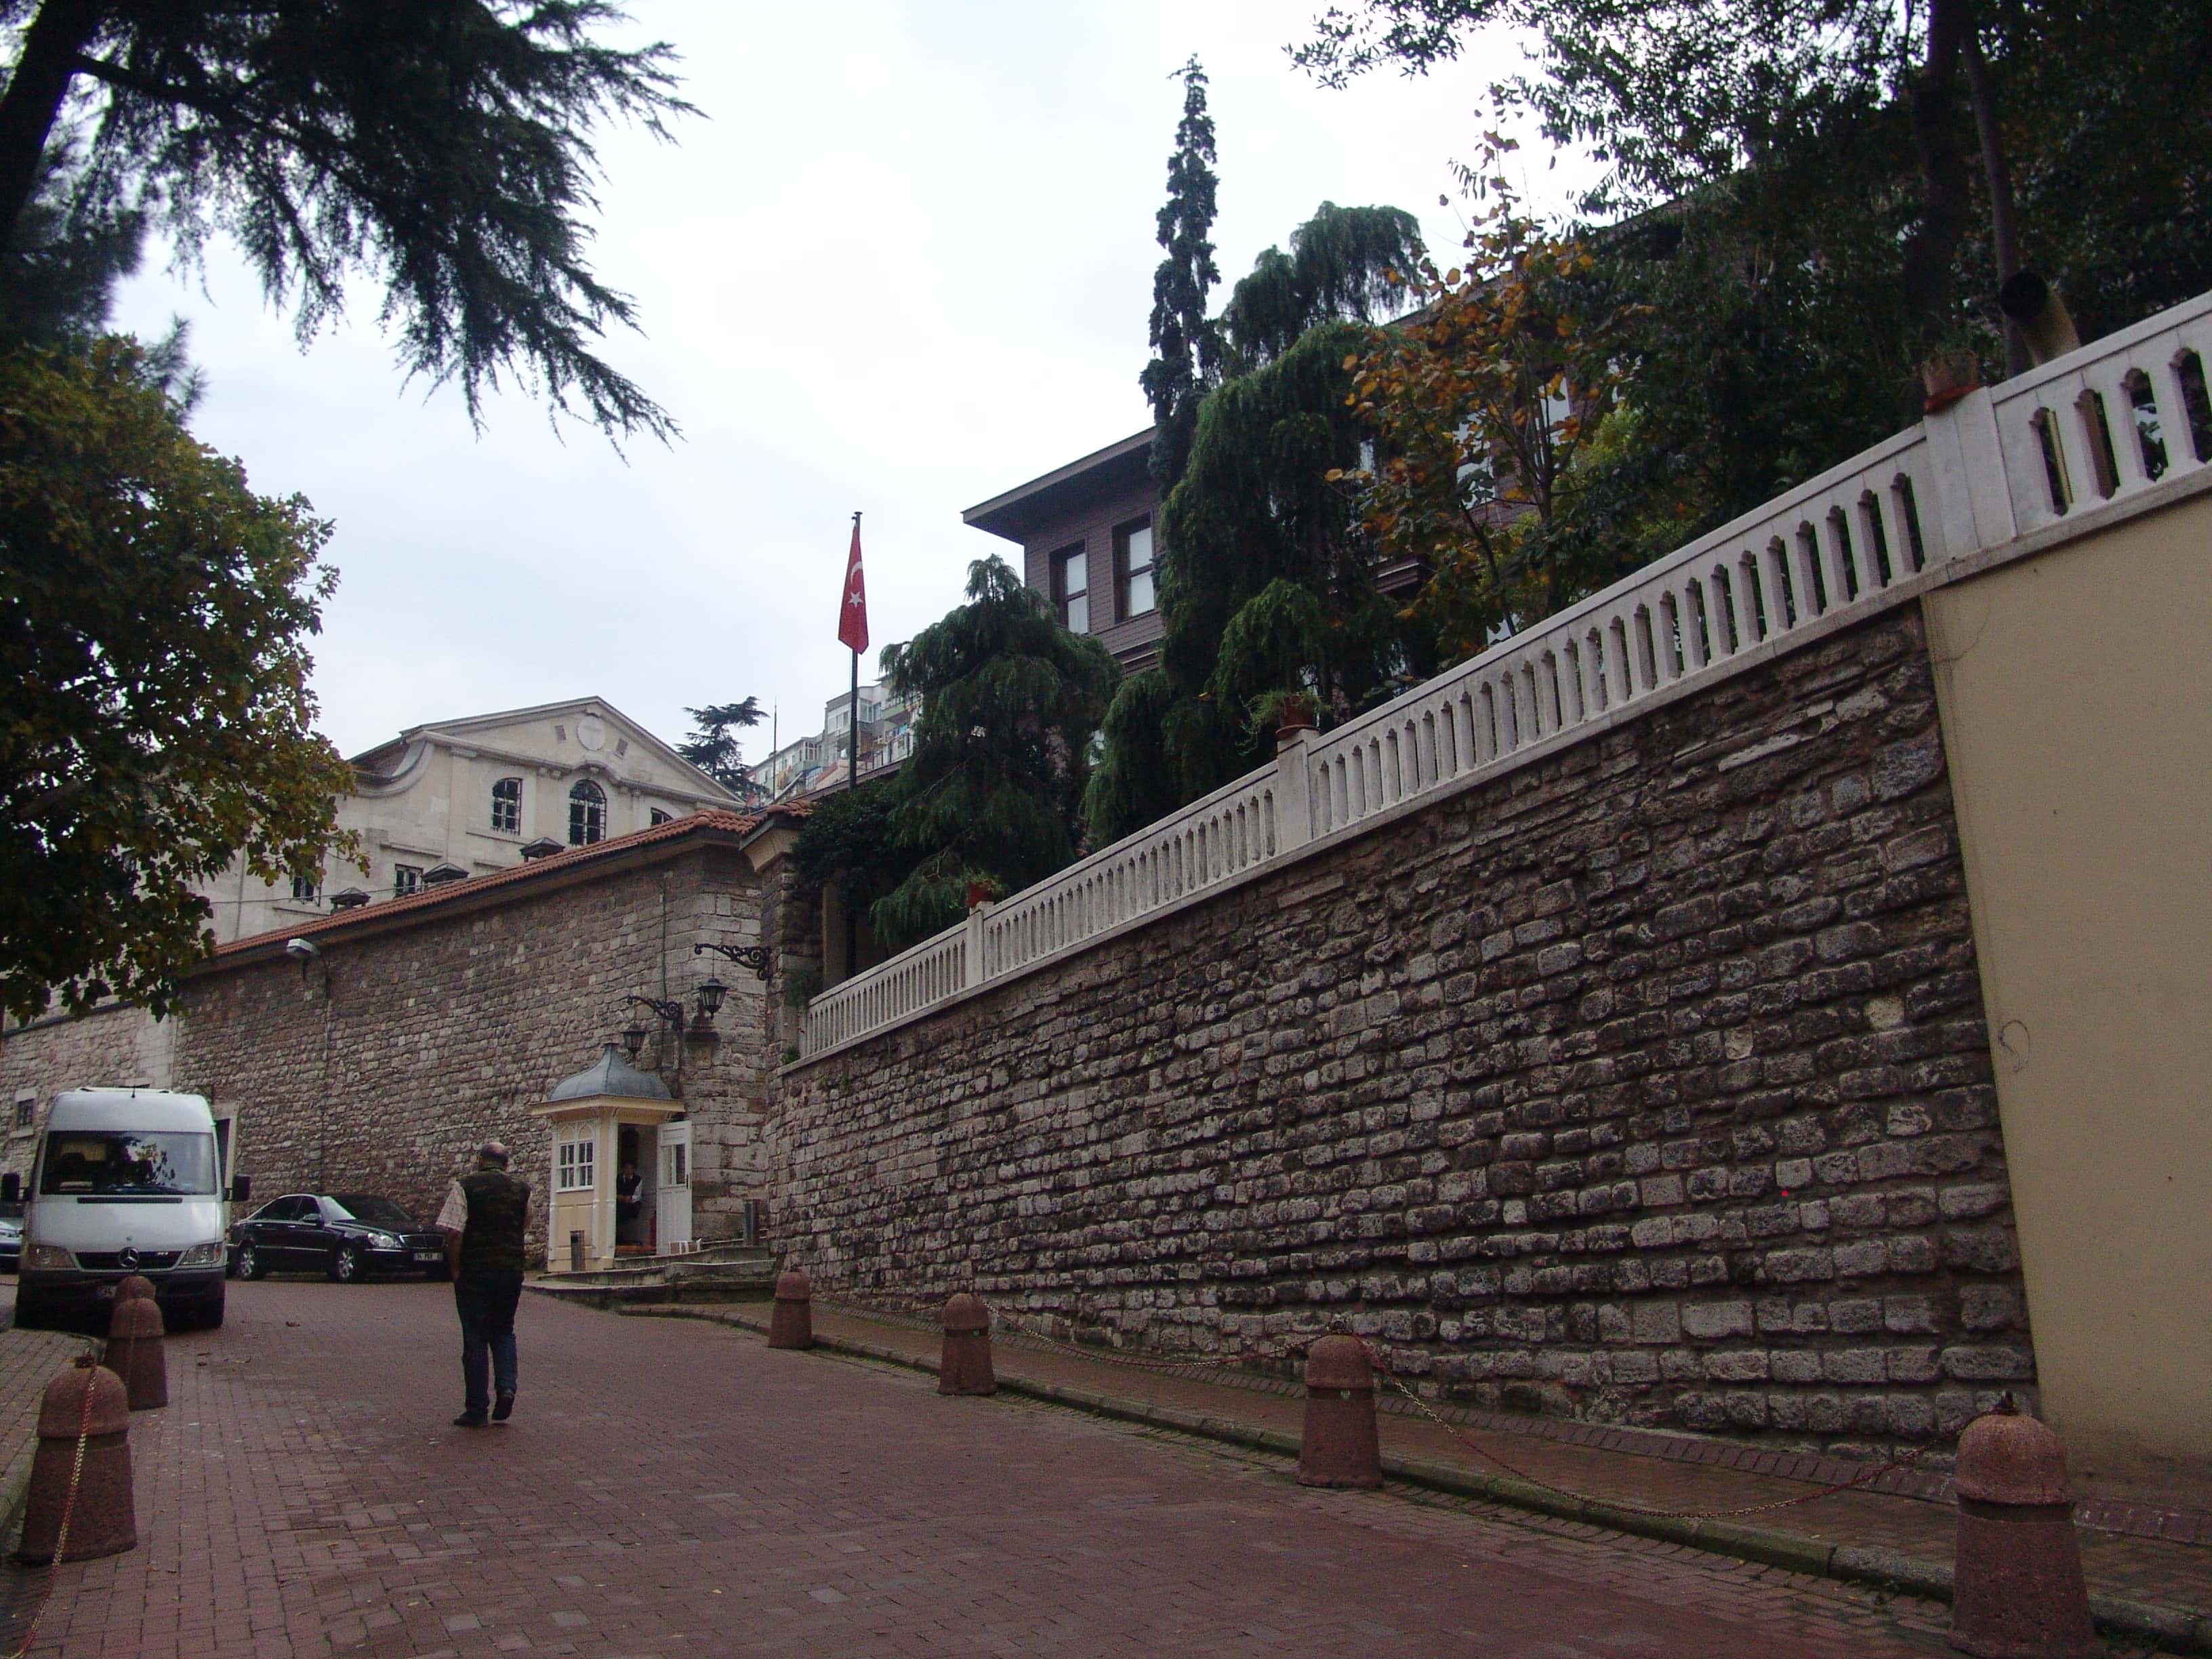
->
xmin=353 ymin=697 xmax=737 ymax=804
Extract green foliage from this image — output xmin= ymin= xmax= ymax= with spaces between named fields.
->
xmin=1080 ymin=666 xmax=1178 ymax=847
xmin=790 ymin=777 xmax=912 ymax=914
xmin=0 ymin=0 xmax=693 ymax=441
xmin=676 ymin=697 xmax=763 ymax=792
xmin=0 ymin=137 xmax=145 ymax=347
xmin=1089 ymin=198 xmax=1433 ymax=847
xmin=1218 ymin=201 xmax=1422 ymax=368
xmin=1296 ymin=0 xmax=2212 ymax=613
xmin=0 ymin=335 xmax=356 ymax=1021
xmin=815 ymin=558 xmax=1119 ymax=954
xmin=1339 ymin=137 xmax=1656 ymax=657
xmin=1298 ymin=0 xmax=2212 ymax=370
xmin=1139 ymin=56 xmax=1222 ymax=491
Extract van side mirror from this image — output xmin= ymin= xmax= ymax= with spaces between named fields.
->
xmin=230 ymin=1174 xmax=251 ymax=1204
xmin=0 ymin=1172 xmax=18 ymax=1202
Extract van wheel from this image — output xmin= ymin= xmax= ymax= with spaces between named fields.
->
xmin=234 ymin=1242 xmax=262 ymax=1281
xmin=330 ymin=1244 xmax=363 ymax=1284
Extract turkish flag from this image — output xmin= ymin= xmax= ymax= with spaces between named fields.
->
xmin=837 ymin=518 xmax=869 ymax=656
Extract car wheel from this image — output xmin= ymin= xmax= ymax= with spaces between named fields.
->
xmin=234 ymin=1242 xmax=262 ymax=1281
xmin=330 ymin=1243 xmax=363 ymax=1284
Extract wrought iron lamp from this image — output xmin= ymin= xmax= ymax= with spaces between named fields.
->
xmin=694 ymin=939 xmax=772 ymax=982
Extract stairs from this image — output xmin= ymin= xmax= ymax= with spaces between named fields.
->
xmin=524 ymin=1241 xmax=779 ymax=1309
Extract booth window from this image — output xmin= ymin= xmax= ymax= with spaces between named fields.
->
xmin=556 ymin=1138 xmax=595 ymax=1192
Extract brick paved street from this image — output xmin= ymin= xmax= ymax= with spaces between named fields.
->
xmin=1 ymin=1278 xmax=1974 ymax=1658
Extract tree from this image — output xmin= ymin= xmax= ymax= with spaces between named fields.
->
xmin=0 ymin=335 xmax=355 ymax=1021
xmin=1296 ymin=1 xmax=2212 ymax=367
xmin=0 ymin=1 xmax=692 ymax=440
xmin=1138 ymin=56 xmax=1221 ymax=492
xmin=867 ymin=557 xmax=1118 ymax=952
xmin=1087 ymin=201 xmax=1426 ymax=846
xmin=1339 ymin=138 xmax=1654 ymax=658
xmin=676 ymin=697 xmax=763 ymax=794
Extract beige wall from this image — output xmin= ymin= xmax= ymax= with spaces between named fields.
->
xmin=1923 ymin=486 xmax=2212 ymax=1504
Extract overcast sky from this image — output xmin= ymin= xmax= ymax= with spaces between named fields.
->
xmin=112 ymin=1 xmax=1553 ymax=765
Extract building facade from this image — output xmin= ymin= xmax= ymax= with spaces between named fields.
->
xmin=964 ymin=428 xmax=1164 ymax=673
xmin=199 ymin=697 xmax=742 ymax=944
xmin=758 ymin=684 xmax=919 ymax=802
xmin=3 ymin=808 xmax=811 ymax=1263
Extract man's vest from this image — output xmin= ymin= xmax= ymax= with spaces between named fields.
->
xmin=457 ymin=1168 xmax=531 ymax=1275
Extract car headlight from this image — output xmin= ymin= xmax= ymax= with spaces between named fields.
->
xmin=175 ymin=1242 xmax=226 ymax=1269
xmin=368 ymin=1231 xmax=401 ymax=1250
xmin=22 ymin=1244 xmax=74 ymax=1271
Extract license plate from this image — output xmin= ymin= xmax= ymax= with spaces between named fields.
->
xmin=413 ymin=1251 xmax=440 ymax=1262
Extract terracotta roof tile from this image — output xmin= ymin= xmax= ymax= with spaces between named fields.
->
xmin=214 ymin=805 xmax=804 ymax=960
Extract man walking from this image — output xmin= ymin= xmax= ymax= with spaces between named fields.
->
xmin=435 ymin=1140 xmax=531 ymax=1429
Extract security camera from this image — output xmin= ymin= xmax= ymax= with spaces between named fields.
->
xmin=284 ymin=937 xmax=320 ymax=962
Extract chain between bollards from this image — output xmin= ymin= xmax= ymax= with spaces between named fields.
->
xmin=964 ymin=1313 xmax=1940 ymax=1523
xmin=1 ymin=1359 xmax=98 ymax=1659
xmin=1359 ymin=1344 xmax=1936 ymax=1522
xmin=822 ymin=1302 xmax=1941 ymax=1525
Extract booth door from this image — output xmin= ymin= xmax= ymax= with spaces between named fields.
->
xmin=656 ymin=1122 xmax=692 ymax=1250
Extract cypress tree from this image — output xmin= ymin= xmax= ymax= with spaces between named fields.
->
xmin=1139 ymin=57 xmax=1222 ymax=492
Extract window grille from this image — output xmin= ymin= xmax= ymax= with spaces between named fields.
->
xmin=491 ymin=777 xmax=521 ymax=834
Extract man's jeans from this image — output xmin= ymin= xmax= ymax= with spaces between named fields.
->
xmin=454 ymin=1269 xmax=524 ymax=1416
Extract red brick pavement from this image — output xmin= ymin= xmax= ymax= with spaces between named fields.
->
xmin=1 ymin=1279 xmax=1979 ymax=1658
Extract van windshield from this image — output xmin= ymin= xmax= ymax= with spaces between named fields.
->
xmin=38 ymin=1132 xmax=217 ymax=1197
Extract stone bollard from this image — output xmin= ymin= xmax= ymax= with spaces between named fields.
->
xmin=115 ymin=1274 xmax=155 ymax=1304
xmin=938 ymin=1294 xmax=996 ymax=1397
xmin=20 ymin=1358 xmax=136 ymax=1565
xmin=768 ymin=1271 xmax=814 ymax=1351
xmin=1949 ymin=1399 xmax=2100 ymax=1659
xmin=105 ymin=1294 xmax=168 ymax=1410
xmin=1298 ymin=1335 xmax=1383 ymax=1489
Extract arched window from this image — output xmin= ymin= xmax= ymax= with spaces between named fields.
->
xmin=569 ymin=779 xmax=607 ymax=846
xmin=491 ymin=777 xmax=521 ymax=834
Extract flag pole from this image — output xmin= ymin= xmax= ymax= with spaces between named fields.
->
xmin=848 ymin=510 xmax=861 ymax=793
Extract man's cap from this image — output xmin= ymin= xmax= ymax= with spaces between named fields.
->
xmin=476 ymin=1140 xmax=511 ymax=1166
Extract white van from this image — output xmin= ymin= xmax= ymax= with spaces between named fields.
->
xmin=13 ymin=1088 xmax=234 ymax=1330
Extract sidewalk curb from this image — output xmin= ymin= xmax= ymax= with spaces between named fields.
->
xmin=636 ymin=1304 xmax=2212 ymax=1655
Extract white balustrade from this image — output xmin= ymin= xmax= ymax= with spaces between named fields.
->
xmin=798 ymin=289 xmax=2212 ymax=1059
xmin=1988 ymin=291 xmax=2212 ymax=535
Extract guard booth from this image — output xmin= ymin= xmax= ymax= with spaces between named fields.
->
xmin=529 ymin=1044 xmax=690 ymax=1272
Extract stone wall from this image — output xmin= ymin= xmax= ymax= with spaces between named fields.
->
xmin=0 ymin=836 xmax=778 ymax=1258
xmin=776 ymin=605 xmax=2028 ymax=1455
xmin=0 ymin=1003 xmax=174 ymax=1176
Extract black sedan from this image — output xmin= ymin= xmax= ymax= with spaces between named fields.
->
xmin=229 ymin=1193 xmax=447 ymax=1283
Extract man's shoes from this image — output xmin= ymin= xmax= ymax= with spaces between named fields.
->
xmin=492 ymin=1391 xmax=515 ymax=1422
xmin=453 ymin=1412 xmax=489 ymax=1428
